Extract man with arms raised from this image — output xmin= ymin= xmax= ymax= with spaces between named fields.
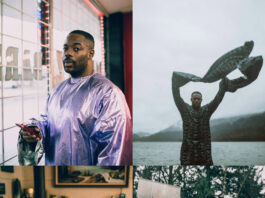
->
xmin=172 ymin=75 xmax=228 ymax=165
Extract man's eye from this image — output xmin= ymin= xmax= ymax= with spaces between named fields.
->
xmin=63 ymin=47 xmax=68 ymax=51
xmin=73 ymin=48 xmax=79 ymax=52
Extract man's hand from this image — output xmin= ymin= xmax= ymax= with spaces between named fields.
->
xmin=20 ymin=126 xmax=42 ymax=143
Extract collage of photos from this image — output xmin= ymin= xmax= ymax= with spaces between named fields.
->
xmin=0 ymin=0 xmax=264 ymax=197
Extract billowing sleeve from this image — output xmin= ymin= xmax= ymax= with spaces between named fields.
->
xmin=17 ymin=96 xmax=50 ymax=165
xmin=172 ymin=72 xmax=188 ymax=116
xmin=205 ymin=79 xmax=226 ymax=115
xmin=90 ymin=86 xmax=132 ymax=166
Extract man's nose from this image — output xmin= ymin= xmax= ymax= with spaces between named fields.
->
xmin=64 ymin=54 xmax=72 ymax=59
xmin=64 ymin=48 xmax=73 ymax=57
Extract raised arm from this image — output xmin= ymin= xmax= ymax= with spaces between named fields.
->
xmin=172 ymin=72 xmax=187 ymax=115
xmin=206 ymin=78 xmax=228 ymax=115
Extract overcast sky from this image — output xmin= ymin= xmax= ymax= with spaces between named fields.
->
xmin=133 ymin=0 xmax=265 ymax=134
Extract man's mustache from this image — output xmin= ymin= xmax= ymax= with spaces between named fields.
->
xmin=63 ymin=58 xmax=75 ymax=64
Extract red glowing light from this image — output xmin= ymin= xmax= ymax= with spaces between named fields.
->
xmin=82 ymin=0 xmax=103 ymax=17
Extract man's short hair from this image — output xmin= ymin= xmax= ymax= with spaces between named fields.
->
xmin=69 ymin=30 xmax=94 ymax=49
xmin=191 ymin=91 xmax=202 ymax=97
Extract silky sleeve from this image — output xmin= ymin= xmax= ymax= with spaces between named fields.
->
xmin=205 ymin=86 xmax=226 ymax=115
xmin=90 ymin=87 xmax=132 ymax=166
xmin=172 ymin=72 xmax=188 ymax=116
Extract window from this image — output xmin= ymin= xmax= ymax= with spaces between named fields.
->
xmin=0 ymin=0 xmax=49 ymax=165
xmin=0 ymin=0 xmax=104 ymax=165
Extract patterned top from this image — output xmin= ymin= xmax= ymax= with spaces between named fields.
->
xmin=172 ymin=74 xmax=226 ymax=165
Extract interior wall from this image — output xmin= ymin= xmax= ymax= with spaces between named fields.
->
xmin=104 ymin=12 xmax=133 ymax=115
xmin=123 ymin=12 xmax=133 ymax=115
xmin=44 ymin=166 xmax=133 ymax=198
xmin=0 ymin=166 xmax=34 ymax=198
xmin=104 ymin=12 xmax=125 ymax=92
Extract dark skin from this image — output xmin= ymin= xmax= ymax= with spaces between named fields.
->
xmin=63 ymin=33 xmax=94 ymax=77
xmin=190 ymin=78 xmax=228 ymax=110
xmin=20 ymin=33 xmax=95 ymax=143
xmin=191 ymin=93 xmax=202 ymax=110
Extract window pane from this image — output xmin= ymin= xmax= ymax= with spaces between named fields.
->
xmin=23 ymin=42 xmax=41 ymax=95
xmin=2 ymin=36 xmax=22 ymax=68
xmin=0 ymin=3 xmax=2 ymax=33
xmin=0 ymin=132 xmax=2 ymax=164
xmin=3 ymin=67 xmax=22 ymax=97
xmin=0 ymin=35 xmax=2 ymax=99
xmin=23 ymin=15 xmax=38 ymax=43
xmin=37 ymin=68 xmax=48 ymax=92
xmin=24 ymin=95 xmax=38 ymax=121
xmin=38 ymin=93 xmax=48 ymax=115
xmin=4 ymin=127 xmax=19 ymax=163
xmin=3 ymin=5 xmax=21 ymax=38
xmin=4 ymin=97 xmax=23 ymax=129
xmin=4 ymin=155 xmax=18 ymax=165
xmin=3 ymin=0 xmax=21 ymax=10
xmin=0 ymin=99 xmax=2 ymax=129
xmin=23 ymin=0 xmax=38 ymax=18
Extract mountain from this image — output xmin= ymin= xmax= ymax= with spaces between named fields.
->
xmin=134 ymin=132 xmax=151 ymax=137
xmin=133 ymin=112 xmax=265 ymax=142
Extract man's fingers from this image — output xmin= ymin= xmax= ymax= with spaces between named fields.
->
xmin=20 ymin=130 xmax=39 ymax=143
xmin=23 ymin=136 xmax=38 ymax=143
xmin=20 ymin=130 xmax=32 ymax=137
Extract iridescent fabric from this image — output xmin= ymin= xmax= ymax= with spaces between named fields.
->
xmin=18 ymin=73 xmax=132 ymax=165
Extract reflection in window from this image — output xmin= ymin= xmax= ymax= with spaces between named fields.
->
xmin=3 ymin=67 xmax=22 ymax=98
xmin=23 ymin=42 xmax=42 ymax=83
xmin=2 ymin=36 xmax=22 ymax=68
xmin=0 ymin=0 xmax=50 ymax=164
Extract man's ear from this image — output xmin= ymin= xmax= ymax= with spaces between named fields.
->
xmin=89 ymin=49 xmax=94 ymax=58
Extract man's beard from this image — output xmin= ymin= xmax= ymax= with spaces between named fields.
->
xmin=63 ymin=56 xmax=89 ymax=78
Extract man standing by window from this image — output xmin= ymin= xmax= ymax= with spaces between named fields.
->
xmin=18 ymin=30 xmax=132 ymax=166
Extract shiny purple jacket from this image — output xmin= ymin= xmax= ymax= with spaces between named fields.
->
xmin=19 ymin=73 xmax=132 ymax=165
